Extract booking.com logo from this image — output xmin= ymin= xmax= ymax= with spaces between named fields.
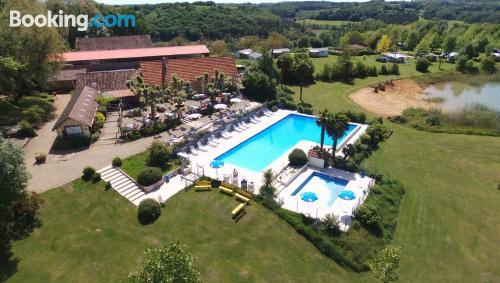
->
xmin=10 ymin=10 xmax=136 ymax=31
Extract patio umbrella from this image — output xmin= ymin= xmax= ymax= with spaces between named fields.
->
xmin=188 ymin=113 xmax=202 ymax=119
xmin=339 ymin=190 xmax=356 ymax=200
xmin=230 ymin=98 xmax=242 ymax=103
xmin=214 ymin=104 xmax=228 ymax=110
xmin=210 ymin=160 xmax=225 ymax=180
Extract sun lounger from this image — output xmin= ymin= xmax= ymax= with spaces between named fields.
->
xmin=263 ymin=109 xmax=273 ymax=117
xmin=231 ymin=203 xmax=246 ymax=219
xmin=210 ymin=135 xmax=220 ymax=144
xmin=177 ymin=152 xmax=190 ymax=159
xmin=207 ymin=137 xmax=218 ymax=147
xmin=235 ymin=189 xmax=252 ymax=203
xmin=232 ymin=124 xmax=245 ymax=132
xmin=221 ymin=130 xmax=232 ymax=139
xmin=195 ymin=180 xmax=211 ymax=191
xmin=188 ymin=146 xmax=199 ymax=156
xmin=219 ymin=182 xmax=234 ymax=195
xmin=197 ymin=142 xmax=209 ymax=152
xmin=249 ymin=117 xmax=259 ymax=124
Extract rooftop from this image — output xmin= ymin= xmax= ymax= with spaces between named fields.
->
xmin=140 ymin=56 xmax=239 ymax=86
xmin=52 ymin=86 xmax=99 ymax=130
xmin=75 ymin=35 xmax=152 ymax=51
xmin=55 ymin=45 xmax=210 ymax=63
xmin=75 ymin=69 xmax=139 ymax=94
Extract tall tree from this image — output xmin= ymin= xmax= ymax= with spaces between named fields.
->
xmin=315 ymin=109 xmax=330 ymax=151
xmin=129 ymin=242 xmax=200 ymax=283
xmin=292 ymin=53 xmax=314 ymax=103
xmin=276 ymin=54 xmax=293 ymax=89
xmin=376 ymin=35 xmax=392 ymax=53
xmin=127 ymin=76 xmax=162 ymax=119
xmin=325 ymin=113 xmax=350 ymax=160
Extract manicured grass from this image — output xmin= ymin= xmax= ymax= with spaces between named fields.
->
xmin=6 ymin=181 xmax=348 ymax=283
xmin=121 ymin=151 xmax=179 ymax=179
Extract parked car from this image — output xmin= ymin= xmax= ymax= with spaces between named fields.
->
xmin=376 ymin=56 xmax=388 ymax=63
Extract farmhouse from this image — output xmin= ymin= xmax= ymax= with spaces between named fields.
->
xmin=75 ymin=35 xmax=152 ymax=51
xmin=235 ymin=48 xmax=254 ymax=59
xmin=52 ymin=86 xmax=99 ymax=138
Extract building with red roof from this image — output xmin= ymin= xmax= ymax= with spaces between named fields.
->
xmin=140 ymin=57 xmax=240 ymax=90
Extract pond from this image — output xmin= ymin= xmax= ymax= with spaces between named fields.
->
xmin=425 ymin=81 xmax=500 ymax=112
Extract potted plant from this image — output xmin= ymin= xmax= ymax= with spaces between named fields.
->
xmin=35 ymin=152 xmax=47 ymax=164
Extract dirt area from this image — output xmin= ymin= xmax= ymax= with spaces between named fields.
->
xmin=349 ymin=79 xmax=436 ymax=117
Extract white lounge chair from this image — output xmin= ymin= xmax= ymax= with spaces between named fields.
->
xmin=263 ymin=109 xmax=273 ymax=117
xmin=241 ymin=121 xmax=251 ymax=128
xmin=197 ymin=142 xmax=209 ymax=152
xmin=249 ymin=116 xmax=259 ymax=124
xmin=221 ymin=130 xmax=232 ymax=139
xmin=238 ymin=122 xmax=249 ymax=129
xmin=188 ymin=146 xmax=199 ymax=156
xmin=232 ymin=124 xmax=245 ymax=132
xmin=210 ymin=135 xmax=221 ymax=144
xmin=207 ymin=137 xmax=218 ymax=147
xmin=177 ymin=152 xmax=190 ymax=159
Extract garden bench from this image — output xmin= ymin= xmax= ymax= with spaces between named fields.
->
xmin=219 ymin=182 xmax=234 ymax=195
xmin=231 ymin=203 xmax=246 ymax=220
xmin=235 ymin=189 xmax=252 ymax=203
xmin=194 ymin=181 xmax=211 ymax=191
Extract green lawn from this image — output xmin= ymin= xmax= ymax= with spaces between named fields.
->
xmin=121 ymin=151 xmax=179 ymax=179
xmin=6 ymin=181 xmax=349 ymax=283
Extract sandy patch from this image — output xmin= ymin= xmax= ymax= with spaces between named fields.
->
xmin=350 ymin=79 xmax=436 ymax=116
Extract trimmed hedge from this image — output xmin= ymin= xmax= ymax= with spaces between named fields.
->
xmin=288 ymin=148 xmax=308 ymax=166
xmin=137 ymin=167 xmax=162 ymax=187
xmin=112 ymin=157 xmax=122 ymax=167
xmin=137 ymin=199 xmax=161 ymax=224
xmin=82 ymin=167 xmax=96 ymax=181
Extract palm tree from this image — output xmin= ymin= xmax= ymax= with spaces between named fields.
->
xmin=316 ymin=109 xmax=330 ymax=151
xmin=326 ymin=113 xmax=350 ymax=161
xmin=261 ymin=169 xmax=275 ymax=199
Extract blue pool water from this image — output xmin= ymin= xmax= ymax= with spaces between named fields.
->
xmin=215 ymin=114 xmax=358 ymax=172
xmin=292 ymin=172 xmax=348 ymax=207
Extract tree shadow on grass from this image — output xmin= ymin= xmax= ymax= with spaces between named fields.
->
xmin=0 ymin=242 xmax=19 ymax=281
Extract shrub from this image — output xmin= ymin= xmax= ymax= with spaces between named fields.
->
xmin=391 ymin=63 xmax=400 ymax=75
xmin=426 ymin=113 xmax=442 ymax=126
xmin=16 ymin=96 xmax=53 ymax=121
xmin=137 ymin=167 xmax=163 ymax=187
xmin=210 ymin=179 xmax=221 ymax=188
xmin=379 ymin=65 xmax=389 ymax=75
xmin=16 ymin=120 xmax=36 ymax=138
xmin=105 ymin=181 xmax=112 ymax=191
xmin=288 ymin=148 xmax=308 ymax=166
xmin=147 ymin=140 xmax=171 ymax=167
xmin=367 ymin=65 xmax=378 ymax=77
xmin=112 ymin=157 xmax=122 ymax=167
xmin=92 ymin=112 xmax=105 ymax=131
xmin=322 ymin=213 xmax=341 ymax=235
xmin=354 ymin=204 xmax=381 ymax=227
xmin=82 ymin=166 xmax=96 ymax=181
xmin=480 ymin=56 xmax=497 ymax=74
xmin=21 ymin=106 xmax=44 ymax=126
xmin=34 ymin=152 xmax=47 ymax=164
xmin=92 ymin=172 xmax=101 ymax=183
xmin=416 ymin=58 xmax=430 ymax=73
xmin=137 ymin=199 xmax=162 ymax=224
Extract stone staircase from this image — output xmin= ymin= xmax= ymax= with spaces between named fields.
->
xmin=98 ymin=166 xmax=145 ymax=203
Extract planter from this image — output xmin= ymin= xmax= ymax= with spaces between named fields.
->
xmin=35 ymin=152 xmax=47 ymax=164
xmin=308 ymin=155 xmax=324 ymax=168
xmin=142 ymin=178 xmax=164 ymax=193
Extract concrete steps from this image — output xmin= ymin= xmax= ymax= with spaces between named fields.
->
xmin=98 ymin=166 xmax=145 ymax=202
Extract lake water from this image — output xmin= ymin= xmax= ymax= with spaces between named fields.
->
xmin=425 ymin=81 xmax=500 ymax=112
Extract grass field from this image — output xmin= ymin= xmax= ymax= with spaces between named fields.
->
xmin=120 ymin=151 xmax=179 ymax=180
xmin=5 ymin=181 xmax=350 ymax=283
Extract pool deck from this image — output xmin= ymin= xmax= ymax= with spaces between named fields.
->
xmin=277 ymin=167 xmax=374 ymax=231
xmin=183 ymin=110 xmax=368 ymax=194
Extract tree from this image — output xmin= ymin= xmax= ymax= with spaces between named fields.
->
xmin=403 ymin=30 xmax=419 ymax=51
xmin=337 ymin=44 xmax=354 ymax=81
xmin=429 ymin=33 xmax=442 ymax=52
xmin=0 ymin=136 xmax=42 ymax=256
xmin=480 ymin=57 xmax=497 ymax=74
xmin=210 ymin=40 xmax=229 ymax=56
xmin=0 ymin=57 xmax=25 ymax=97
xmin=376 ymin=35 xmax=392 ymax=53
xmin=265 ymin=32 xmax=288 ymax=49
xmin=369 ymin=245 xmax=402 ymax=282
xmin=169 ymin=35 xmax=189 ymax=46
xmin=260 ymin=169 xmax=275 ymax=199
xmin=127 ymin=76 xmax=162 ymax=119
xmin=443 ymin=36 xmax=457 ymax=53
xmin=147 ymin=140 xmax=171 ymax=168
xmin=242 ymin=71 xmax=276 ymax=102
xmin=325 ymin=113 xmax=350 ymax=160
xmin=129 ymin=242 xmax=200 ymax=283
xmin=257 ymin=52 xmax=277 ymax=79
xmin=463 ymin=43 xmax=478 ymax=60
xmin=276 ymin=54 xmax=293 ymax=89
xmin=316 ymin=109 xmax=330 ymax=151
xmin=292 ymin=54 xmax=315 ymax=103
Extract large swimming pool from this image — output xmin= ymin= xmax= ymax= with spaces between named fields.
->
xmin=215 ymin=113 xmax=358 ymax=172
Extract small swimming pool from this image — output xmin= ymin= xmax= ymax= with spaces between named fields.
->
xmin=292 ymin=172 xmax=349 ymax=207
xmin=215 ymin=113 xmax=358 ymax=172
